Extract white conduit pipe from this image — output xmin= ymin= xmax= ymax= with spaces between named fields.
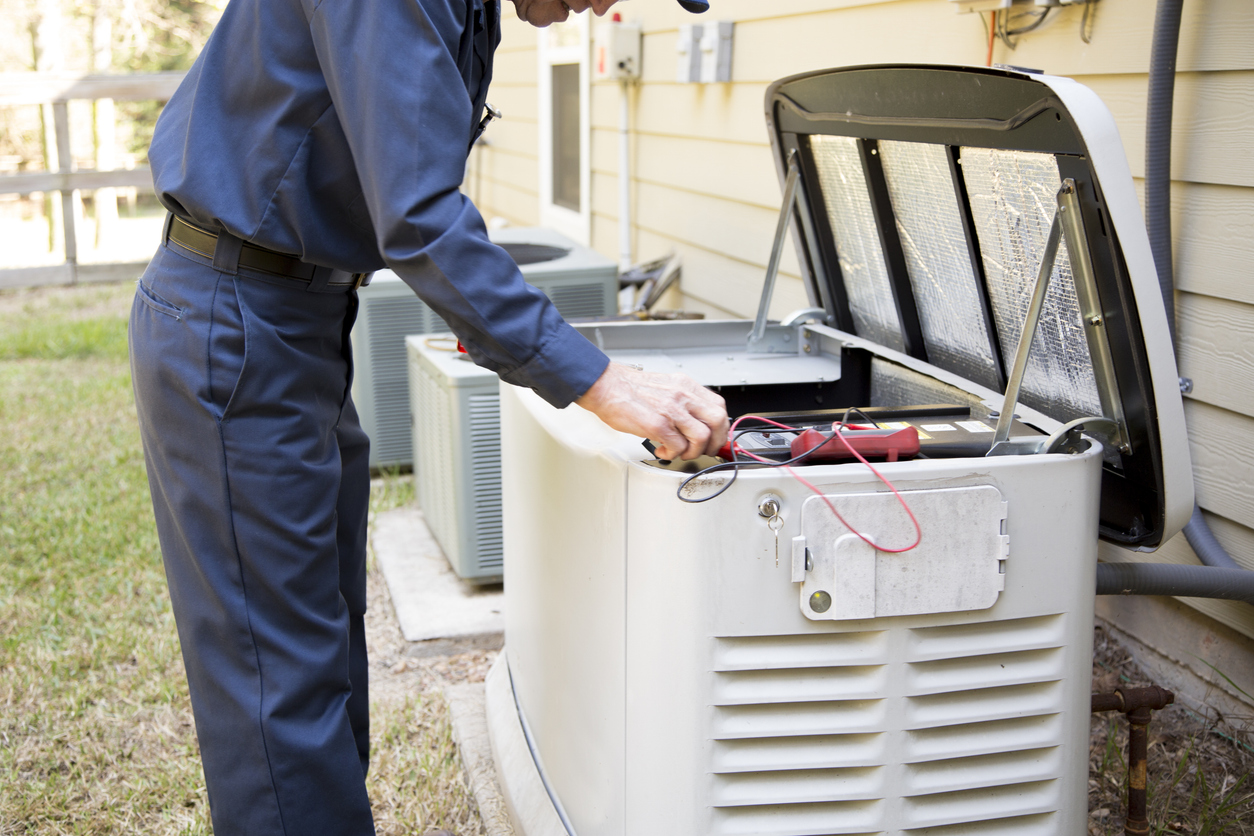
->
xmin=618 ymin=79 xmax=632 ymax=273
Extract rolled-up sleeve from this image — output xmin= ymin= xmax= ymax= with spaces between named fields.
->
xmin=305 ymin=0 xmax=608 ymax=407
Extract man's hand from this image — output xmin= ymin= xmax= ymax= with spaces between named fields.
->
xmin=576 ymin=362 xmax=729 ymax=461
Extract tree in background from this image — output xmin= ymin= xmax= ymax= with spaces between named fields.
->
xmin=112 ymin=0 xmax=223 ymax=161
xmin=0 ymin=0 xmax=221 ymax=251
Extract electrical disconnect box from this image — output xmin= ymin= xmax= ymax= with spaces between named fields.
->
xmin=700 ymin=20 xmax=734 ymax=83
xmin=676 ymin=23 xmax=702 ymax=83
xmin=677 ymin=22 xmax=734 ymax=83
xmin=594 ymin=18 xmax=642 ymax=81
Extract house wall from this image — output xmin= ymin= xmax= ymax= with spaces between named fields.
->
xmin=471 ymin=0 xmax=1254 ymax=712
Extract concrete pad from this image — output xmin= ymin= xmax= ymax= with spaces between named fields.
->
xmin=371 ymin=505 xmax=504 ymax=656
xmin=445 ymin=681 xmax=516 ymax=836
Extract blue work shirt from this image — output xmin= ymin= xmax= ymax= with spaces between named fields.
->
xmin=149 ymin=0 xmax=609 ymax=408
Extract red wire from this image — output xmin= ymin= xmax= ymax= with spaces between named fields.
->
xmin=732 ymin=415 xmax=922 ymax=554
xmin=986 ymin=10 xmax=997 ymax=67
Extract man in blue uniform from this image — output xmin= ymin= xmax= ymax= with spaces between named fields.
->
xmin=129 ymin=0 xmax=724 ymax=833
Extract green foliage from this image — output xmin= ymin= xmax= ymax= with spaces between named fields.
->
xmin=115 ymin=0 xmax=223 ymax=158
xmin=0 ymin=0 xmax=223 ymax=161
xmin=0 ymin=313 xmax=130 ymax=360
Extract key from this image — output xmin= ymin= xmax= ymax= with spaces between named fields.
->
xmin=769 ymin=513 xmax=784 ymax=567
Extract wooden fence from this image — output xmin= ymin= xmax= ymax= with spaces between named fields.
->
xmin=0 ymin=71 xmax=185 ymax=290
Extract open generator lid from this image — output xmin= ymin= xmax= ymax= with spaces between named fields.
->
xmin=763 ymin=64 xmax=1192 ymax=550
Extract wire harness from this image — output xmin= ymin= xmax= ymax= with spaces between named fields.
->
xmin=676 ymin=409 xmax=922 ymax=553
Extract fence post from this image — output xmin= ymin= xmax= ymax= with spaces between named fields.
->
xmin=52 ymin=100 xmax=77 ymax=283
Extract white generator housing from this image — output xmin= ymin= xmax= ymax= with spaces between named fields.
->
xmin=494 ymin=358 xmax=1102 ymax=835
xmin=352 ymin=227 xmax=617 ymax=469
xmin=407 ymin=335 xmax=504 ymax=583
xmin=487 ymin=65 xmax=1193 ymax=836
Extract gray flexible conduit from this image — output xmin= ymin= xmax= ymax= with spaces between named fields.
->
xmin=1097 ymin=563 xmax=1254 ymax=606
xmin=1183 ymin=506 xmax=1244 ymax=570
xmin=1145 ymin=0 xmax=1183 ymax=347
xmin=1096 ymin=0 xmax=1252 ymax=604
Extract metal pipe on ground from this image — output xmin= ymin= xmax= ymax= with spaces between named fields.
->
xmin=1092 ymin=686 xmax=1175 ymax=836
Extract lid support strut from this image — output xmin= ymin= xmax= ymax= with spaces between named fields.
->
xmin=748 ymin=150 xmax=801 ymax=350
xmin=1057 ymin=178 xmax=1131 ymax=454
xmin=990 ymin=188 xmax=1065 ymax=449
xmin=990 ymin=180 xmax=1131 ymax=455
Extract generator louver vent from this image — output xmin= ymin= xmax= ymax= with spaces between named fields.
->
xmin=709 ymin=614 xmax=1067 ymax=834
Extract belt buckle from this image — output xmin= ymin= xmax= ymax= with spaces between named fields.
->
xmin=351 ymin=272 xmax=369 ymax=291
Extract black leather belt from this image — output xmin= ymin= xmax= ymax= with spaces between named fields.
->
xmin=167 ymin=215 xmax=370 ymax=290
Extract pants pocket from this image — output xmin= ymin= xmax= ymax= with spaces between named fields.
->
xmin=136 ymin=276 xmax=184 ymax=319
xmin=209 ymin=274 xmax=249 ymax=421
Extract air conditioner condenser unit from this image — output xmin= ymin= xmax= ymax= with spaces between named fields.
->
xmin=351 ymin=227 xmax=617 ymax=469
xmin=407 ymin=335 xmax=504 ymax=583
xmin=486 ymin=64 xmax=1193 ymax=836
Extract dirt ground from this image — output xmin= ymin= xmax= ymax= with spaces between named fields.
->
xmin=364 ymin=552 xmax=494 ymax=836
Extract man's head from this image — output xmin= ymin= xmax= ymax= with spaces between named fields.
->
xmin=510 ymin=0 xmax=707 ymax=28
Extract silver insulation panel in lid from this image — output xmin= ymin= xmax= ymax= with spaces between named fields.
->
xmin=878 ymin=140 xmax=1001 ymax=392
xmin=960 ymin=147 xmax=1103 ymax=422
xmin=810 ymin=135 xmax=905 ymax=352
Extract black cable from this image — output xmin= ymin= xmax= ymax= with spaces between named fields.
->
xmin=1081 ymin=0 xmax=1097 ymax=45
xmin=1146 ymin=0 xmax=1182 ymax=345
xmin=676 ymin=408 xmax=879 ymax=504
xmin=675 ymin=428 xmax=820 ymax=504
xmin=1004 ymin=7 xmax=1051 ymax=36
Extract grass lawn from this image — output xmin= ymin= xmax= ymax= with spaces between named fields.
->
xmin=0 ymin=281 xmax=483 ymax=835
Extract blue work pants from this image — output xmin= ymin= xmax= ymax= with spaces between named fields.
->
xmin=129 ymin=236 xmax=374 ymax=835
